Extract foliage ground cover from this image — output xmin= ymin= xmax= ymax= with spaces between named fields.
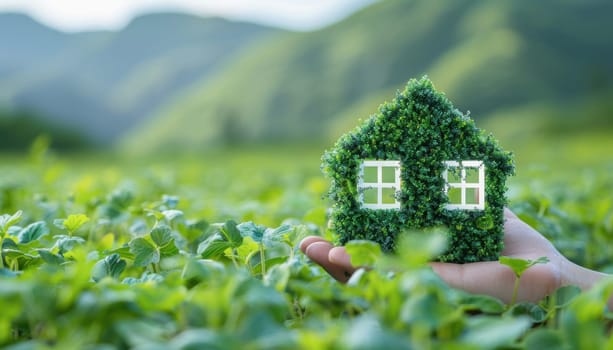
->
xmin=0 ymin=142 xmax=612 ymax=349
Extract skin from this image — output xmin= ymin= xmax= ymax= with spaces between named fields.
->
xmin=300 ymin=208 xmax=613 ymax=309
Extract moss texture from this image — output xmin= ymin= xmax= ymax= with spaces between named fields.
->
xmin=322 ymin=77 xmax=514 ymax=263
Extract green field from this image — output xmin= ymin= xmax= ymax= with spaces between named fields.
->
xmin=2 ymin=0 xmax=612 ymax=347
xmin=0 ymin=132 xmax=612 ymax=348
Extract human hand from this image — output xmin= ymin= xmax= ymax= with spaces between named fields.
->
xmin=299 ymin=235 xmax=357 ymax=283
xmin=300 ymin=209 xmax=611 ymax=305
xmin=429 ymin=208 xmax=564 ymax=303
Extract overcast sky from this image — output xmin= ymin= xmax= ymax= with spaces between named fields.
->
xmin=0 ymin=0 xmax=377 ymax=32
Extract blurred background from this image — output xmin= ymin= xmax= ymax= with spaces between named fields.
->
xmin=0 ymin=1 xmax=612 ymax=270
xmin=0 ymin=0 xmax=612 ymax=169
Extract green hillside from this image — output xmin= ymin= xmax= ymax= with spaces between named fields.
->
xmin=0 ymin=13 xmax=280 ymax=143
xmin=123 ymin=0 xmax=613 ymax=152
xmin=0 ymin=13 xmax=70 ymax=76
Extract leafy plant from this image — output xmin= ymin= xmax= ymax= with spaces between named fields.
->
xmin=499 ymin=256 xmax=550 ymax=305
xmin=54 ymin=213 xmax=90 ymax=236
xmin=0 ymin=147 xmax=611 ymax=349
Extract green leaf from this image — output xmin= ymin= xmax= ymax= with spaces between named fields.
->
xmin=460 ymin=316 xmax=531 ymax=349
xmin=460 ymin=294 xmax=506 ymax=314
xmin=265 ymin=224 xmax=292 ymax=243
xmin=122 ymin=273 xmax=164 ymax=285
xmin=0 ymin=210 xmax=22 ymax=236
xmin=506 ymin=302 xmax=547 ymax=323
xmin=17 ymin=221 xmax=49 ymax=243
xmin=345 ymin=240 xmax=381 ymax=267
xmin=146 ymin=209 xmax=166 ymax=222
xmin=2 ymin=237 xmax=18 ymax=250
xmin=109 ymin=189 xmax=133 ymax=209
xmin=197 ymin=233 xmax=232 ymax=259
xmin=236 ymin=236 xmax=260 ymax=264
xmin=388 ymin=229 xmax=447 ymax=269
xmin=159 ymin=240 xmax=179 ymax=258
xmin=162 ymin=210 xmax=183 ymax=223
xmin=169 ymin=329 xmax=226 ymax=349
xmin=0 ymin=268 xmax=20 ymax=277
xmin=238 ymin=222 xmax=291 ymax=245
xmin=62 ymin=214 xmax=90 ymax=233
xmin=197 ymin=221 xmax=243 ymax=259
xmin=54 ymin=235 xmax=86 ymax=254
xmin=38 ymin=249 xmax=65 ymax=265
xmin=551 ymin=285 xmax=581 ymax=308
xmin=220 ymin=220 xmax=243 ymax=246
xmin=238 ymin=222 xmax=266 ymax=242
xmin=92 ymin=253 xmax=127 ymax=282
xmin=523 ymin=329 xmax=565 ymax=350
xmin=181 ymin=259 xmax=225 ymax=287
xmin=342 ymin=315 xmax=412 ymax=350
xmin=113 ymin=319 xmax=172 ymax=347
xmin=3 ymin=249 xmax=41 ymax=270
xmin=162 ymin=194 xmax=179 ymax=209
xmin=130 ymin=237 xmax=160 ymax=267
xmin=499 ymin=256 xmax=530 ymax=277
xmin=232 ymin=278 xmax=288 ymax=321
xmin=264 ymin=263 xmax=290 ymax=292
xmin=252 ymin=256 xmax=288 ymax=275
xmin=151 ymin=225 xmax=172 ymax=246
xmin=106 ymin=245 xmax=135 ymax=260
xmin=499 ymin=256 xmax=550 ymax=278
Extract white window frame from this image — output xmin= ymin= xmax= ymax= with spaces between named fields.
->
xmin=357 ymin=160 xmax=401 ymax=209
xmin=442 ymin=160 xmax=485 ymax=210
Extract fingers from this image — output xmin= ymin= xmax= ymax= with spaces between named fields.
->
xmin=329 ymin=247 xmax=356 ymax=274
xmin=304 ymin=241 xmax=353 ymax=282
xmin=300 ymin=236 xmax=356 ymax=283
xmin=299 ymin=236 xmax=327 ymax=254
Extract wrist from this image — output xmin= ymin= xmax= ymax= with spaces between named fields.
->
xmin=560 ymin=258 xmax=604 ymax=290
xmin=559 ymin=257 xmax=613 ymax=310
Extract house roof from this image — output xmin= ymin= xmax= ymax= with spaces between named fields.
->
xmin=330 ymin=76 xmax=508 ymax=164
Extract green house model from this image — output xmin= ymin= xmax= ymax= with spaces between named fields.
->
xmin=321 ymin=77 xmax=514 ymax=263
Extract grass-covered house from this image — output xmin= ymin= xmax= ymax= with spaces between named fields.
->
xmin=322 ymin=77 xmax=514 ymax=263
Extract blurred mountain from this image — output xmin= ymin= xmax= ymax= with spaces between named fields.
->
xmin=0 ymin=12 xmax=280 ymax=143
xmin=123 ymin=0 xmax=613 ymax=152
xmin=0 ymin=13 xmax=70 ymax=76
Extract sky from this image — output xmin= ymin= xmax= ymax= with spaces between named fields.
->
xmin=0 ymin=0 xmax=377 ymax=32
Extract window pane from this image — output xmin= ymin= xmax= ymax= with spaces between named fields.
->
xmin=466 ymin=188 xmax=479 ymax=204
xmin=465 ymin=167 xmax=479 ymax=183
xmin=381 ymin=166 xmax=396 ymax=183
xmin=447 ymin=187 xmax=462 ymax=204
xmin=382 ymin=187 xmax=397 ymax=204
xmin=363 ymin=188 xmax=378 ymax=204
xmin=362 ymin=166 xmax=378 ymax=183
xmin=447 ymin=168 xmax=461 ymax=183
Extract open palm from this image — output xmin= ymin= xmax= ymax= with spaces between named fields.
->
xmin=300 ymin=209 xmax=609 ymax=304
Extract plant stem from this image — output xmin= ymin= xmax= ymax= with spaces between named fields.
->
xmin=151 ymin=262 xmax=161 ymax=274
xmin=510 ymin=276 xmax=520 ymax=306
xmin=546 ymin=292 xmax=558 ymax=329
xmin=230 ymin=249 xmax=239 ymax=268
xmin=259 ymin=243 xmax=266 ymax=276
xmin=0 ymin=236 xmax=4 ymax=269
